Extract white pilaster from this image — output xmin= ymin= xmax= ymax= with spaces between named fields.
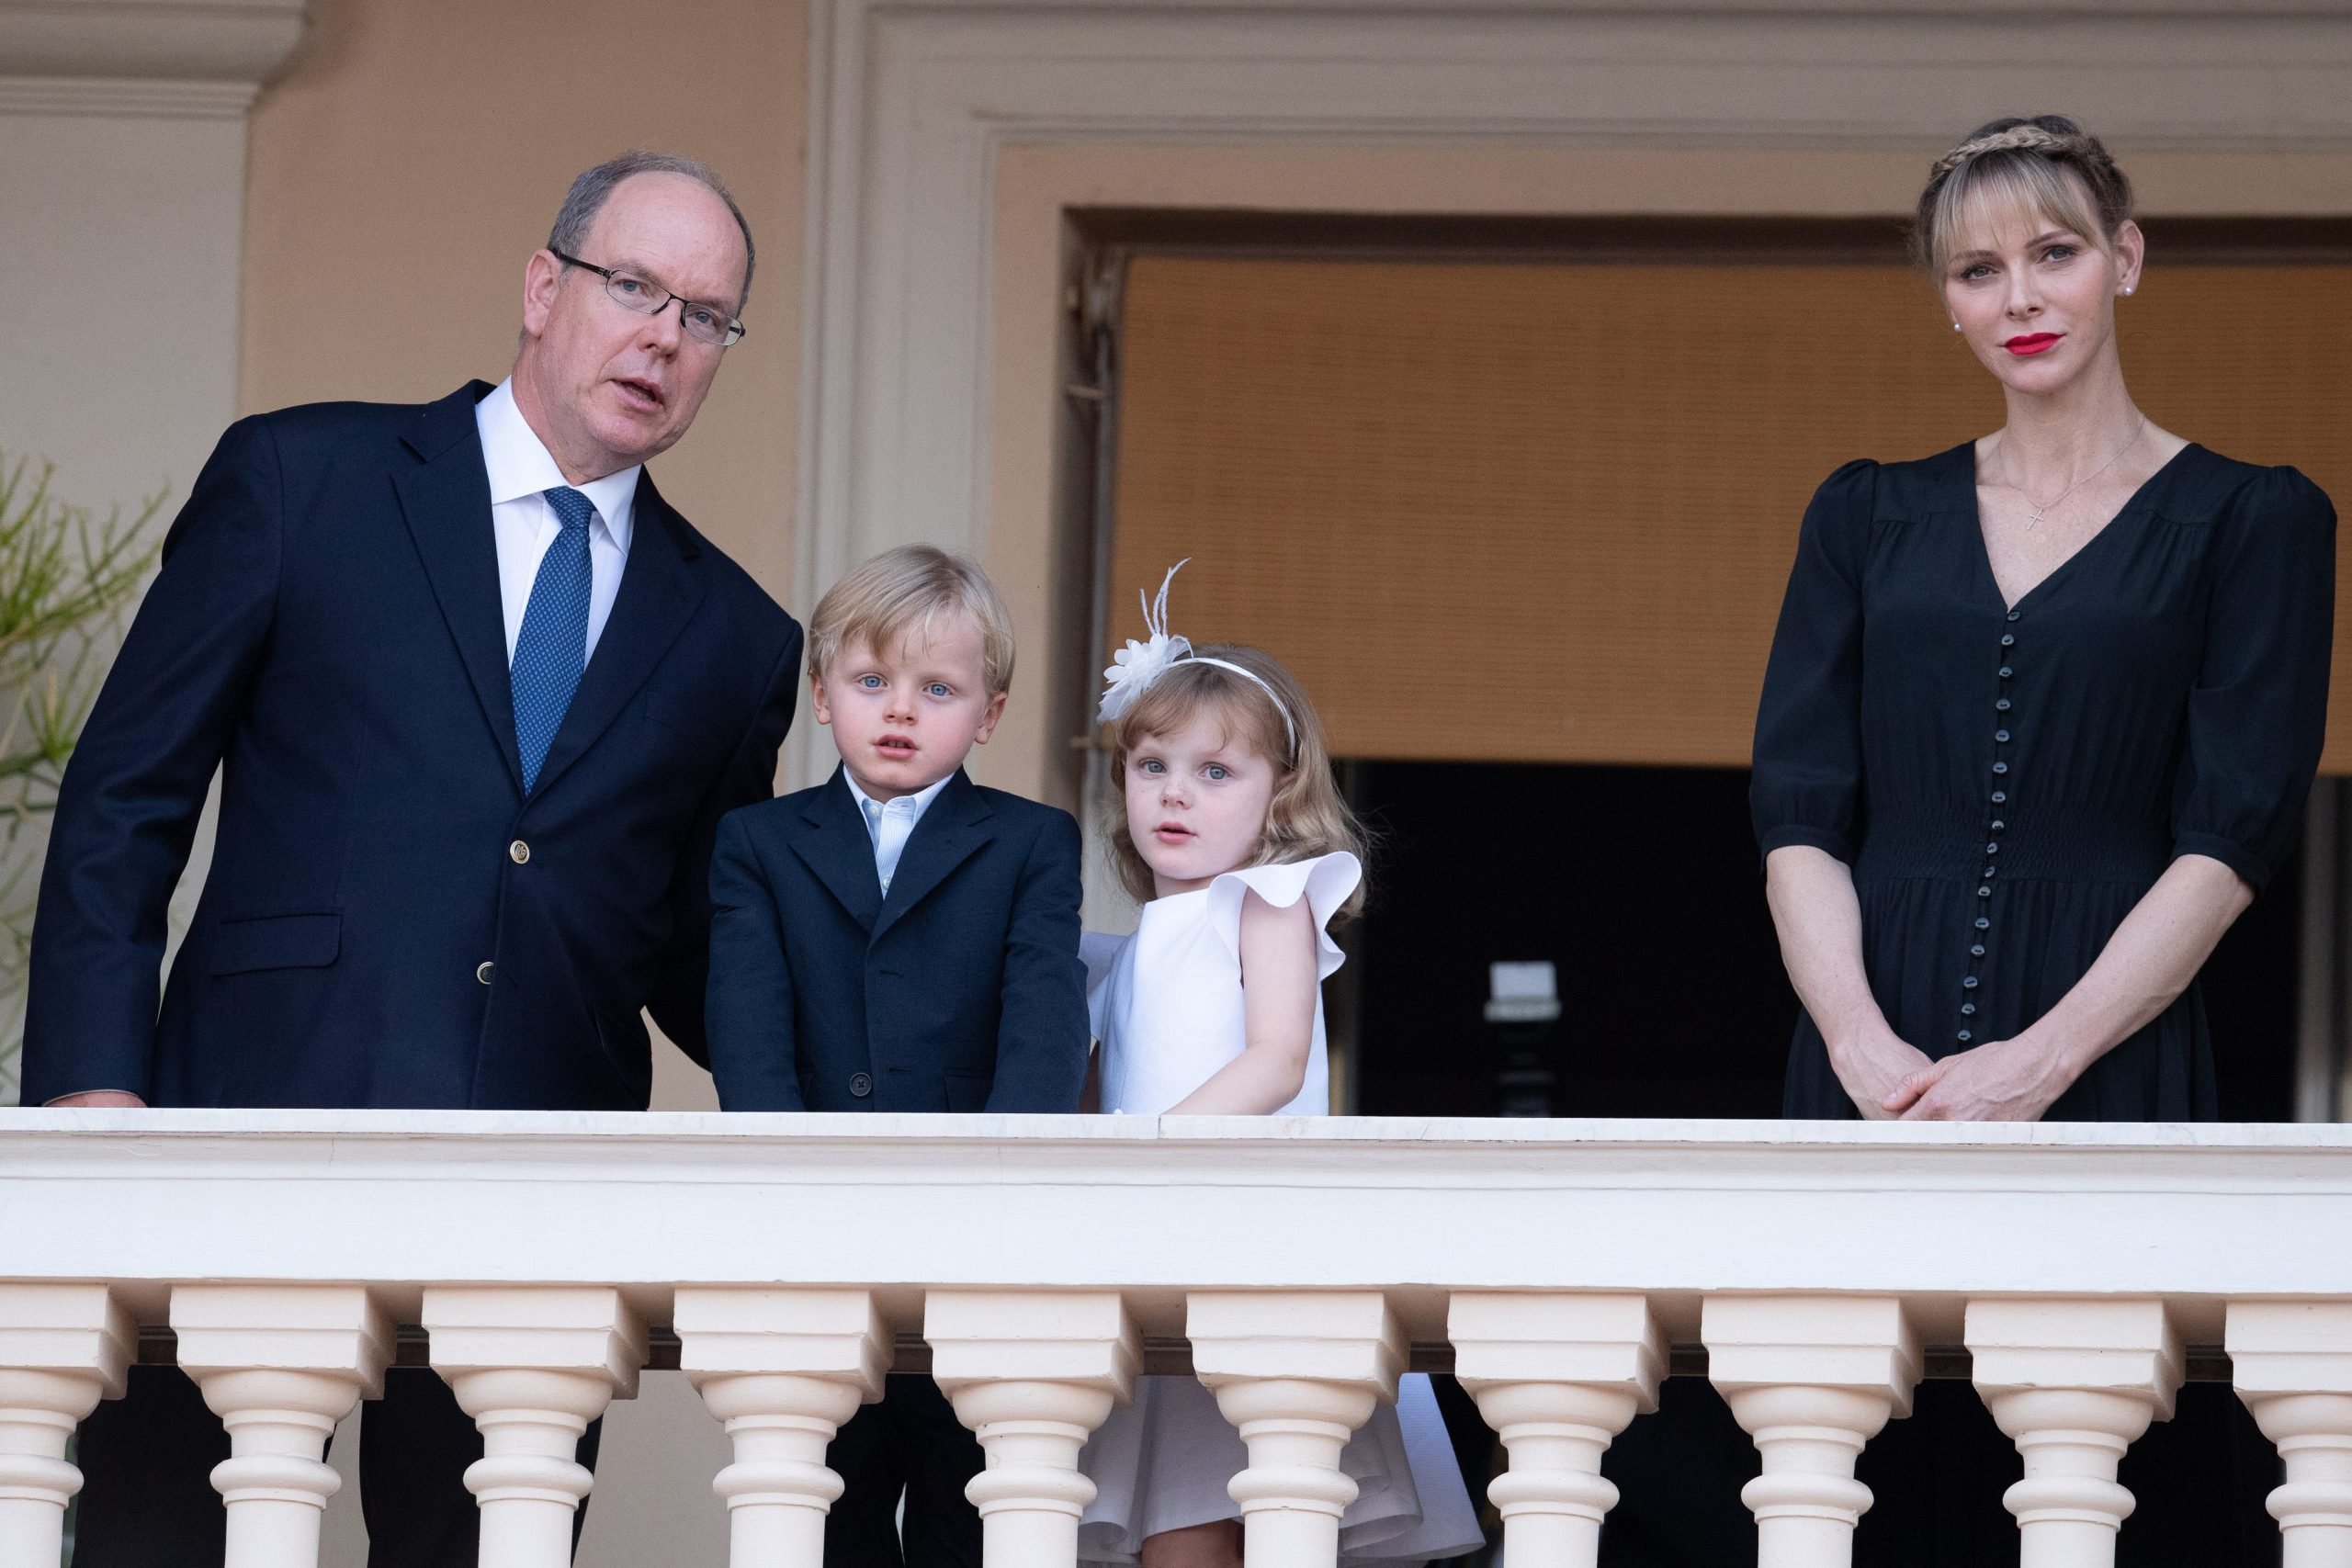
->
xmin=926 ymin=1290 xmax=1140 ymax=1566
xmin=173 ymin=1284 xmax=392 ymax=1568
xmin=0 ymin=1283 xmax=132 ymax=1568
xmin=1449 ymin=1291 xmax=1665 ymax=1568
xmin=424 ymin=1286 xmax=645 ymax=1568
xmin=1969 ymin=1298 xmax=2182 ymax=1568
xmin=2229 ymin=1301 xmax=2352 ymax=1566
xmin=1188 ymin=1291 xmax=1405 ymax=1566
xmin=674 ymin=1287 xmax=889 ymax=1568
xmin=1704 ymin=1294 xmax=1921 ymax=1568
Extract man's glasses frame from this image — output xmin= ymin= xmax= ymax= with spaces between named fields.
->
xmin=550 ymin=248 xmax=746 ymax=348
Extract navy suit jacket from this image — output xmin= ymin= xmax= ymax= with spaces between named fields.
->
xmin=21 ymin=382 xmax=802 ymax=1111
xmin=706 ymin=767 xmax=1089 ymax=1112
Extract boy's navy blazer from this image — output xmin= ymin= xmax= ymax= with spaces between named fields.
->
xmin=706 ymin=766 xmax=1089 ymax=1112
xmin=20 ymin=382 xmax=803 ymax=1111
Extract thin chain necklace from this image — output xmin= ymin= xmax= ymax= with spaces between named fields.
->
xmin=2002 ymin=413 xmax=2148 ymax=529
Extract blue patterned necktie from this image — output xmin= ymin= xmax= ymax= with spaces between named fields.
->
xmin=511 ymin=486 xmax=595 ymax=792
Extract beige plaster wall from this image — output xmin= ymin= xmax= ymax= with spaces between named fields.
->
xmin=240 ymin=0 xmax=806 ymax=600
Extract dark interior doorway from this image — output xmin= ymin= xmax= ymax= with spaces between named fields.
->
xmin=1346 ymin=761 xmax=2303 ymax=1122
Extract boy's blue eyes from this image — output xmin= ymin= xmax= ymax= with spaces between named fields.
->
xmin=851 ymin=676 xmax=956 ymax=697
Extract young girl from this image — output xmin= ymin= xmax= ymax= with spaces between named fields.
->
xmin=1075 ymin=568 xmax=1482 ymax=1568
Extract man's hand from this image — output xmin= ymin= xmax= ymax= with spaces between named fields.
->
xmin=46 ymin=1089 xmax=147 ymax=1109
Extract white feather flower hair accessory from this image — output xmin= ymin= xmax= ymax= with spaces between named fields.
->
xmin=1098 ymin=559 xmax=1194 ymax=725
xmin=1096 ymin=559 xmax=1299 ymax=752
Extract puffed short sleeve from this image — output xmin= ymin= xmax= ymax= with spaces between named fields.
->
xmin=1751 ymin=460 xmax=1879 ymax=864
xmin=1204 ymin=852 xmax=1363 ymax=983
xmin=2170 ymin=467 xmax=2337 ymax=890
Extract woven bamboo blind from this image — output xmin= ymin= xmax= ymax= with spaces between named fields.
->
xmin=1109 ymin=255 xmax=2352 ymax=769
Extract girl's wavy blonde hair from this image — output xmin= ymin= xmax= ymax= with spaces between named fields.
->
xmin=1103 ymin=642 xmax=1367 ymax=916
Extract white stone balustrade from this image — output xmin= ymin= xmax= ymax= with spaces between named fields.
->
xmin=1705 ymin=1294 xmax=1921 ymax=1568
xmin=1189 ymin=1290 xmax=1405 ymax=1565
xmin=0 ymin=1282 xmax=131 ymax=1568
xmin=424 ymin=1286 xmax=645 ymax=1568
xmin=10 ymin=1113 xmax=2352 ymax=1565
xmin=1969 ymin=1297 xmax=2183 ymax=1568
xmin=927 ymin=1290 xmax=1140 ymax=1562
xmin=1449 ymin=1291 xmax=1664 ymax=1567
xmin=2229 ymin=1302 xmax=2352 ymax=1567
xmin=173 ymin=1284 xmax=393 ymax=1568
xmin=674 ymin=1286 xmax=888 ymax=1568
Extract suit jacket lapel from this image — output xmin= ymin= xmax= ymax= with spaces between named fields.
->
xmin=789 ymin=768 xmax=885 ymax=931
xmin=527 ymin=472 xmax=707 ymax=798
xmin=391 ymin=382 xmax=522 ymax=795
xmin=873 ymin=771 xmax=993 ymax=940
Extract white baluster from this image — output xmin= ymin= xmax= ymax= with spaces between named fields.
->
xmin=1449 ymin=1291 xmax=1665 ymax=1568
xmin=1968 ymin=1298 xmax=2182 ymax=1568
xmin=424 ymin=1286 xmax=644 ymax=1568
xmin=1188 ymin=1291 xmax=1404 ymax=1568
xmin=175 ymin=1285 xmax=393 ymax=1568
xmin=2229 ymin=1301 xmax=2352 ymax=1566
xmin=0 ymin=1283 xmax=132 ymax=1568
xmin=674 ymin=1287 xmax=888 ymax=1568
xmin=926 ymin=1290 xmax=1140 ymax=1566
xmin=1703 ymin=1294 xmax=1920 ymax=1568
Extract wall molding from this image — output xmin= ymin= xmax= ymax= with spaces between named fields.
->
xmin=0 ymin=0 xmax=305 ymax=116
xmin=0 ymin=73 xmax=259 ymax=118
xmin=0 ymin=0 xmax=305 ymax=81
xmin=798 ymin=0 xmax=2352 ymax=608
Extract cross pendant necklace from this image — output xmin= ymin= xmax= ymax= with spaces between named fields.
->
xmin=2008 ymin=413 xmax=2147 ymax=531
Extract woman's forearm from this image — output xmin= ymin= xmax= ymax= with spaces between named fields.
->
xmin=1765 ymin=845 xmax=1930 ymax=1117
xmin=1895 ymin=853 xmax=2254 ymax=1121
xmin=2024 ymin=852 xmax=2253 ymax=1078
xmin=1765 ymin=845 xmax=1895 ymax=1050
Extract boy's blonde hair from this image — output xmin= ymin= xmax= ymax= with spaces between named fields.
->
xmin=808 ymin=546 xmax=1016 ymax=695
xmin=1102 ymin=642 xmax=1367 ymax=916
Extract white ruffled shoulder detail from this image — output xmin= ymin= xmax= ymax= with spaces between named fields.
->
xmin=1204 ymin=851 xmax=1363 ymax=984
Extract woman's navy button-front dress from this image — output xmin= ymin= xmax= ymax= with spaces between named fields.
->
xmin=1752 ymin=441 xmax=2335 ymax=1122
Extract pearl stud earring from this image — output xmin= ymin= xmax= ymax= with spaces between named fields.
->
xmin=1952 ymin=321 xmax=1963 ymax=332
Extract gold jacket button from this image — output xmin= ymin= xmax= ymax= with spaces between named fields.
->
xmin=476 ymin=962 xmax=495 ymax=985
xmin=509 ymin=840 xmax=530 ymax=864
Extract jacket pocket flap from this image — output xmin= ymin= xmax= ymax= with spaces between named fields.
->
xmin=209 ymin=913 xmax=342 ymax=976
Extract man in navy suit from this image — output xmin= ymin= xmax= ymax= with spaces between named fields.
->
xmin=707 ymin=544 xmax=1089 ymax=1565
xmin=25 ymin=152 xmax=801 ymax=1565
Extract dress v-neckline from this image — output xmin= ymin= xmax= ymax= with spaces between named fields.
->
xmin=1963 ymin=440 xmax=2200 ymax=615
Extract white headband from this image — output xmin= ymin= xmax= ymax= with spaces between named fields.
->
xmin=1098 ymin=560 xmax=1298 ymax=754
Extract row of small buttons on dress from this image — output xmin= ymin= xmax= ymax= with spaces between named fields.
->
xmin=1961 ymin=609 xmax=2022 ymax=1044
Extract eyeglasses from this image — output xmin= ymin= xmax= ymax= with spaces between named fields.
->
xmin=550 ymin=249 xmax=746 ymax=347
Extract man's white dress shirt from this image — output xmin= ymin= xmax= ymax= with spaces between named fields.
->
xmin=843 ymin=770 xmax=953 ymax=897
xmin=474 ymin=378 xmax=639 ymax=662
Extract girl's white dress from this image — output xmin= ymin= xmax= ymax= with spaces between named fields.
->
xmin=1077 ymin=852 xmax=1485 ymax=1564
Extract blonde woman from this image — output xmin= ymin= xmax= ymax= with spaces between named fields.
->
xmin=1755 ymin=116 xmax=2334 ymax=1126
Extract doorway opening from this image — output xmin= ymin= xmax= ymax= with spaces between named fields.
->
xmin=1068 ymin=213 xmax=2343 ymax=1122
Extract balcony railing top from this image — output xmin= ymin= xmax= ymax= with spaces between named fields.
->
xmin=6 ymin=1111 xmax=2349 ymax=1345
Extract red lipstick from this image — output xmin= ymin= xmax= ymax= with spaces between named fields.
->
xmin=2003 ymin=333 xmax=2063 ymax=356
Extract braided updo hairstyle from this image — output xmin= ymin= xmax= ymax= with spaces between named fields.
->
xmin=1914 ymin=115 xmax=2134 ymax=273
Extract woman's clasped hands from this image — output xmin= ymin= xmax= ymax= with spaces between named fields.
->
xmin=1879 ymin=1032 xmax=2082 ymax=1122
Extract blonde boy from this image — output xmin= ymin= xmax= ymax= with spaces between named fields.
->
xmin=705 ymin=544 xmax=1086 ymax=1565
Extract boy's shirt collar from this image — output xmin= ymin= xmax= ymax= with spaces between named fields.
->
xmin=841 ymin=768 xmax=957 ymax=894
